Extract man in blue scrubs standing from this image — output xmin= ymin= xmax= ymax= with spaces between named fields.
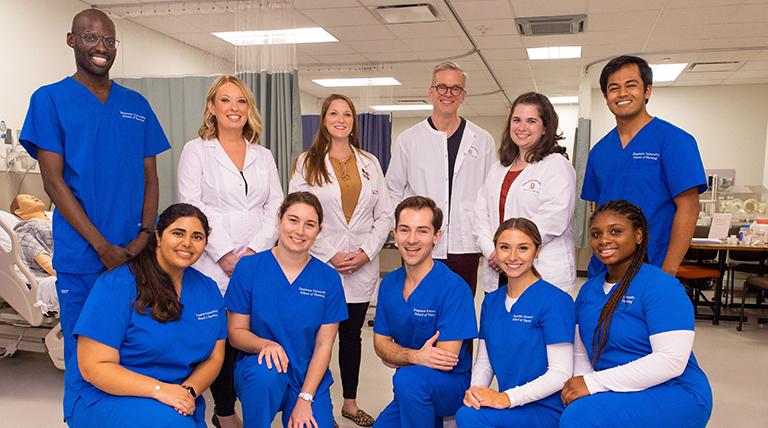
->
xmin=582 ymin=55 xmax=706 ymax=277
xmin=19 ymin=8 xmax=170 ymax=367
xmin=373 ymin=196 xmax=478 ymax=428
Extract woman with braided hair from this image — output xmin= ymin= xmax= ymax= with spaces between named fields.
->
xmin=559 ymin=200 xmax=712 ymax=428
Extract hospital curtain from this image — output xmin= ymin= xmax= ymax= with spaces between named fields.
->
xmin=240 ymin=71 xmax=303 ymax=190
xmin=571 ymin=117 xmax=592 ymax=248
xmin=116 ymin=71 xmax=302 ymax=210
xmin=300 ymin=113 xmax=392 ymax=172
xmin=115 ymin=76 xmax=215 ymax=211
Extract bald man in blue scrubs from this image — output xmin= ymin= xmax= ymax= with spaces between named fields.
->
xmin=19 ymin=8 xmax=170 ymax=369
xmin=373 ymin=196 xmax=477 ymax=428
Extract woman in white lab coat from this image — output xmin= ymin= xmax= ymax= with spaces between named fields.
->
xmin=474 ymin=92 xmax=576 ymax=293
xmin=289 ymin=94 xmax=392 ymax=427
xmin=177 ymin=75 xmax=283 ymax=428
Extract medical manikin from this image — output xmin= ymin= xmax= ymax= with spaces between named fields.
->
xmin=11 ymin=194 xmax=55 ymax=276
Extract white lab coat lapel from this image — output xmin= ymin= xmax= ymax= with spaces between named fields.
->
xmin=350 ymin=149 xmax=374 ymax=225
xmin=242 ymin=139 xmax=260 ymax=171
xmin=208 ymin=138 xmax=241 ymax=176
xmin=322 ymin=154 xmax=346 ymax=226
xmin=453 ymin=123 xmax=476 ymax=176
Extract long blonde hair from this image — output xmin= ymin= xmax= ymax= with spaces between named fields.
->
xmin=198 ymin=75 xmax=263 ymax=144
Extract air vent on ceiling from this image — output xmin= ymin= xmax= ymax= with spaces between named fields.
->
xmin=688 ymin=61 xmax=743 ymax=72
xmin=515 ymin=14 xmax=587 ymax=36
xmin=372 ymin=3 xmax=441 ymax=24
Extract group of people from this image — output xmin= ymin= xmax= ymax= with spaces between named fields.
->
xmin=15 ymin=7 xmax=714 ymax=428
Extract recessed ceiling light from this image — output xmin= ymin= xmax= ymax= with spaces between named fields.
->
xmin=313 ymin=78 xmax=401 ymax=87
xmin=212 ymin=27 xmax=337 ymax=46
xmin=549 ymin=96 xmax=579 ymax=104
xmin=370 ymin=104 xmax=433 ymax=111
xmin=650 ymin=63 xmax=688 ymax=82
xmin=526 ymin=46 xmax=581 ymax=60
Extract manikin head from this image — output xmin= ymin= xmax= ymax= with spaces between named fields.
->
xmin=10 ymin=194 xmax=48 ymax=221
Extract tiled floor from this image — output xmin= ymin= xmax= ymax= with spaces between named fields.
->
xmin=1 ymin=286 xmax=767 ymax=427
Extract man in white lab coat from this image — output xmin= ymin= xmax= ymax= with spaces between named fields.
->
xmin=386 ymin=61 xmax=496 ymax=295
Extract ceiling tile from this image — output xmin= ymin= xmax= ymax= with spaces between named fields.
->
xmin=450 ymin=0 xmax=515 ymax=20
xmin=300 ymin=6 xmax=380 ymax=27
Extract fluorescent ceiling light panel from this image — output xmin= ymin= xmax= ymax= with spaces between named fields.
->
xmin=371 ymin=104 xmax=433 ymax=111
xmin=526 ymin=46 xmax=581 ymax=60
xmin=212 ymin=27 xmax=337 ymax=46
xmin=650 ymin=63 xmax=688 ymax=82
xmin=313 ymin=77 xmax=401 ymax=87
xmin=549 ymin=96 xmax=579 ymax=104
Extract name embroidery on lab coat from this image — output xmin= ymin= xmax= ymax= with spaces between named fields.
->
xmin=521 ymin=179 xmax=542 ymax=194
xmin=464 ymin=145 xmax=480 ymax=160
xmin=511 ymin=314 xmax=534 ymax=324
xmin=120 ymin=111 xmax=146 ymax=123
xmin=195 ymin=310 xmax=219 ymax=321
xmin=632 ymin=152 xmax=660 ymax=161
xmin=413 ymin=308 xmax=436 ymax=318
xmin=299 ymin=287 xmax=326 ymax=298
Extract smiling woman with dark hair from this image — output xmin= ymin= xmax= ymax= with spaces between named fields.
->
xmin=65 ymin=203 xmax=227 ymax=428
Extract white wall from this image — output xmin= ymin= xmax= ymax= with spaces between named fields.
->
xmin=0 ymin=0 xmax=231 ymax=128
xmin=589 ymin=84 xmax=768 ymax=186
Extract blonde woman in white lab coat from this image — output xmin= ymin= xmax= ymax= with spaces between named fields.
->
xmin=289 ymin=94 xmax=392 ymax=427
xmin=474 ymin=92 xmax=576 ymax=293
xmin=177 ymin=75 xmax=283 ymax=428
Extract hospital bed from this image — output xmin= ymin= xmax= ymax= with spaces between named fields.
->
xmin=0 ymin=210 xmax=64 ymax=369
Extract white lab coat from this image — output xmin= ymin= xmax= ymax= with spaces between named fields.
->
xmin=289 ymin=148 xmax=393 ymax=304
xmin=177 ymin=137 xmax=284 ymax=294
xmin=474 ymin=153 xmax=576 ymax=293
xmin=386 ymin=119 xmax=496 ymax=259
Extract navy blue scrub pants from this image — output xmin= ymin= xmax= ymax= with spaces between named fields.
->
xmin=455 ymin=402 xmax=560 ymax=428
xmin=235 ymin=355 xmax=334 ymax=428
xmin=559 ymin=384 xmax=711 ymax=428
xmin=373 ymin=366 xmax=469 ymax=428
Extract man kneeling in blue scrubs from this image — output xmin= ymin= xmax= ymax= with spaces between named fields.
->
xmin=373 ymin=196 xmax=478 ymax=428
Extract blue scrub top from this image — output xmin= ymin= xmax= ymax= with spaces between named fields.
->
xmin=480 ymin=280 xmax=574 ymax=412
xmin=373 ymin=261 xmax=478 ymax=374
xmin=64 ymin=265 xmax=227 ymax=420
xmin=20 ymin=77 xmax=170 ymax=274
xmin=581 ymin=117 xmax=706 ymax=276
xmin=575 ymin=264 xmax=712 ymax=408
xmin=225 ymin=250 xmax=348 ymax=394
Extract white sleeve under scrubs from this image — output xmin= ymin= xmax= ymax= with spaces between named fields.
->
xmin=560 ymin=264 xmax=713 ymax=428
xmin=456 ymin=280 xmax=574 ymax=427
xmin=65 ymin=265 xmax=226 ymax=428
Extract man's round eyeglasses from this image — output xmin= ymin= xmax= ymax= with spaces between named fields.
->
xmin=431 ymin=84 xmax=465 ymax=96
xmin=75 ymin=32 xmax=119 ymax=49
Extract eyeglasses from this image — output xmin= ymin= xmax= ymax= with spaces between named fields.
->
xmin=431 ymin=84 xmax=465 ymax=96
xmin=75 ymin=32 xmax=119 ymax=49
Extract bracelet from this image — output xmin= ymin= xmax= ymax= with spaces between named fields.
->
xmin=182 ymin=384 xmax=197 ymax=398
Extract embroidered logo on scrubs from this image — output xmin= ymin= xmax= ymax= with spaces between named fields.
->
xmin=521 ymin=179 xmax=541 ymax=193
xmin=299 ymin=287 xmax=326 ymax=298
xmin=621 ymin=295 xmax=635 ymax=305
xmin=195 ymin=310 xmax=219 ymax=321
xmin=120 ymin=111 xmax=146 ymax=123
xmin=464 ymin=145 xmax=480 ymax=160
xmin=413 ymin=308 xmax=436 ymax=318
xmin=511 ymin=314 xmax=534 ymax=323
xmin=632 ymin=152 xmax=659 ymax=161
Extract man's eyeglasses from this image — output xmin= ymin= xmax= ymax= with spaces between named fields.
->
xmin=431 ymin=84 xmax=465 ymax=96
xmin=75 ymin=32 xmax=119 ymax=49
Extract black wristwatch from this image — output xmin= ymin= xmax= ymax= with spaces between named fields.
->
xmin=182 ymin=384 xmax=197 ymax=398
xmin=139 ymin=226 xmax=154 ymax=235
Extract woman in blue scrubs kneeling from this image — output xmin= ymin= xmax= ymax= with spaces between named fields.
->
xmin=456 ymin=218 xmax=574 ymax=428
xmin=226 ymin=191 xmax=348 ymax=428
xmin=66 ymin=203 xmax=227 ymax=428
xmin=560 ymin=200 xmax=712 ymax=428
